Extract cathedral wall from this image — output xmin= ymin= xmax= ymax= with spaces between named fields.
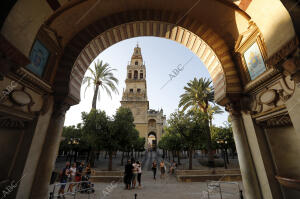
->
xmin=135 ymin=123 xmax=148 ymax=139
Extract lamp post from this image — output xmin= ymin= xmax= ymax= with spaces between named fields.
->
xmin=68 ymin=138 xmax=80 ymax=164
xmin=217 ymin=139 xmax=228 ymax=169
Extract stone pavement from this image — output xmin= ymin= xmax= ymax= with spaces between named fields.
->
xmin=49 ymin=171 xmax=243 ymax=199
xmin=49 ymin=152 xmax=243 ymax=199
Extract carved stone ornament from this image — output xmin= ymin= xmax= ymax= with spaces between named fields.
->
xmin=0 ymin=115 xmax=26 ymax=129
xmin=282 ymin=48 xmax=300 ymax=84
xmin=249 ymin=73 xmax=294 ymax=117
xmin=259 ymin=89 xmax=278 ymax=107
xmin=225 ymin=102 xmax=241 ymax=116
xmin=9 ymin=90 xmax=32 ymax=106
xmin=256 ymin=113 xmax=292 ymax=128
xmin=52 ymin=102 xmax=70 ymax=118
xmin=266 ymin=37 xmax=298 ymax=66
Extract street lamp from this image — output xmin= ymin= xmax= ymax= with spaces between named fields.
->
xmin=217 ymin=139 xmax=228 ymax=169
xmin=68 ymin=138 xmax=80 ymax=163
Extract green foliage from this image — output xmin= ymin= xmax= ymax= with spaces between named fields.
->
xmin=211 ymin=125 xmax=235 ymax=151
xmin=80 ymin=107 xmax=144 ymax=153
xmin=81 ymin=109 xmax=111 ymax=150
xmin=82 ymin=60 xmax=119 ymax=109
xmin=159 ymin=110 xmax=207 ymax=151
xmin=178 ymin=77 xmax=215 ymax=166
xmin=60 ymin=125 xmax=89 ymax=153
xmin=112 ymin=107 xmax=143 ymax=152
xmin=158 ymin=131 xmax=183 ymax=152
xmin=179 ymin=77 xmax=214 ymax=112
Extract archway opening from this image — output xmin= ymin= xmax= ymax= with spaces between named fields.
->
xmin=148 ymin=132 xmax=157 ymax=151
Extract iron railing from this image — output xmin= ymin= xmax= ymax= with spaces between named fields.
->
xmin=49 ymin=180 xmax=95 ymax=199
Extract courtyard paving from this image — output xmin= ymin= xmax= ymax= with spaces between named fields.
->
xmin=49 ymin=152 xmax=243 ymax=199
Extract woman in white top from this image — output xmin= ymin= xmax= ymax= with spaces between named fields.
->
xmin=137 ymin=161 xmax=142 ymax=188
xmin=132 ymin=161 xmax=138 ymax=188
xmin=67 ymin=163 xmax=77 ymax=193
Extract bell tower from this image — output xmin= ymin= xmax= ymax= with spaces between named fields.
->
xmin=121 ymin=44 xmax=149 ymax=124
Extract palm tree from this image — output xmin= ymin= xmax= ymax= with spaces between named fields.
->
xmin=207 ymin=105 xmax=224 ymax=130
xmin=179 ymin=77 xmax=215 ymax=167
xmin=82 ymin=60 xmax=119 ymax=109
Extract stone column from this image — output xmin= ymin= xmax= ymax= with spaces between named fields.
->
xmin=30 ymin=102 xmax=69 ymax=199
xmin=226 ymin=103 xmax=262 ymax=199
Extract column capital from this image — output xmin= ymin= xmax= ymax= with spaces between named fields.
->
xmin=225 ymin=101 xmax=242 ymax=116
xmin=52 ymin=102 xmax=70 ymax=118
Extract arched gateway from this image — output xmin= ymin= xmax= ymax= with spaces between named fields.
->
xmin=0 ymin=0 xmax=299 ymax=199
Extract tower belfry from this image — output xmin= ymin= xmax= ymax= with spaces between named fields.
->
xmin=121 ymin=45 xmax=149 ymax=123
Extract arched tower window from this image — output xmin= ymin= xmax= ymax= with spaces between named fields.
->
xmin=134 ymin=70 xmax=138 ymax=79
xmin=135 ymin=61 xmax=138 ymax=65
xmin=128 ymin=70 xmax=132 ymax=79
xmin=140 ymin=70 xmax=143 ymax=79
xmin=148 ymin=119 xmax=156 ymax=128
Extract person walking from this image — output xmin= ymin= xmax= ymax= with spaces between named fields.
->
xmin=67 ymin=162 xmax=76 ymax=193
xmin=151 ymin=160 xmax=157 ymax=180
xmin=58 ymin=162 xmax=70 ymax=198
xmin=136 ymin=161 xmax=142 ymax=188
xmin=124 ymin=160 xmax=133 ymax=190
xmin=160 ymin=160 xmax=166 ymax=179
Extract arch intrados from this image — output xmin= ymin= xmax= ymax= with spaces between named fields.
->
xmin=54 ymin=9 xmax=244 ymax=107
xmin=65 ymin=21 xmax=241 ymax=106
xmin=148 ymin=132 xmax=157 ymax=137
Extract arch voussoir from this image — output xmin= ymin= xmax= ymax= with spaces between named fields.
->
xmin=54 ymin=11 xmax=242 ymax=106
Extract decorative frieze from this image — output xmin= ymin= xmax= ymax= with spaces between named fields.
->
xmin=266 ymin=37 xmax=298 ymax=66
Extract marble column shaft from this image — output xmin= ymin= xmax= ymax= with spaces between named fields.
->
xmin=30 ymin=105 xmax=67 ymax=199
xmin=230 ymin=112 xmax=262 ymax=199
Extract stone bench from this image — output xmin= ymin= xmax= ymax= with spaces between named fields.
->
xmin=90 ymin=170 xmax=123 ymax=182
xmin=175 ymin=169 xmax=241 ymax=182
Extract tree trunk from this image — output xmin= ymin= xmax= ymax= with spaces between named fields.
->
xmin=92 ymin=84 xmax=99 ymax=109
xmin=205 ymin=117 xmax=215 ymax=167
xmin=108 ymin=151 xmax=113 ymax=171
xmin=177 ymin=151 xmax=181 ymax=165
xmin=121 ymin=151 xmax=124 ymax=166
xmin=172 ymin=151 xmax=175 ymax=161
xmin=189 ymin=149 xmax=193 ymax=170
xmin=90 ymin=151 xmax=96 ymax=167
xmin=74 ymin=150 xmax=77 ymax=163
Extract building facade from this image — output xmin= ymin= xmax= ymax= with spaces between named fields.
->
xmin=120 ymin=45 xmax=166 ymax=149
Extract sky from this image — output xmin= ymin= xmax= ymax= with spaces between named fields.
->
xmin=64 ymin=37 xmax=229 ymax=127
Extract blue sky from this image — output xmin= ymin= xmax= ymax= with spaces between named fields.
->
xmin=64 ymin=37 xmax=229 ymax=127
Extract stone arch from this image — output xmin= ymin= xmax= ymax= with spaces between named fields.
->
xmin=140 ymin=70 xmax=143 ymax=79
xmin=65 ymin=20 xmax=240 ymax=106
xmin=148 ymin=119 xmax=156 ymax=128
xmin=53 ymin=9 xmax=247 ymax=106
xmin=148 ymin=131 xmax=157 ymax=137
